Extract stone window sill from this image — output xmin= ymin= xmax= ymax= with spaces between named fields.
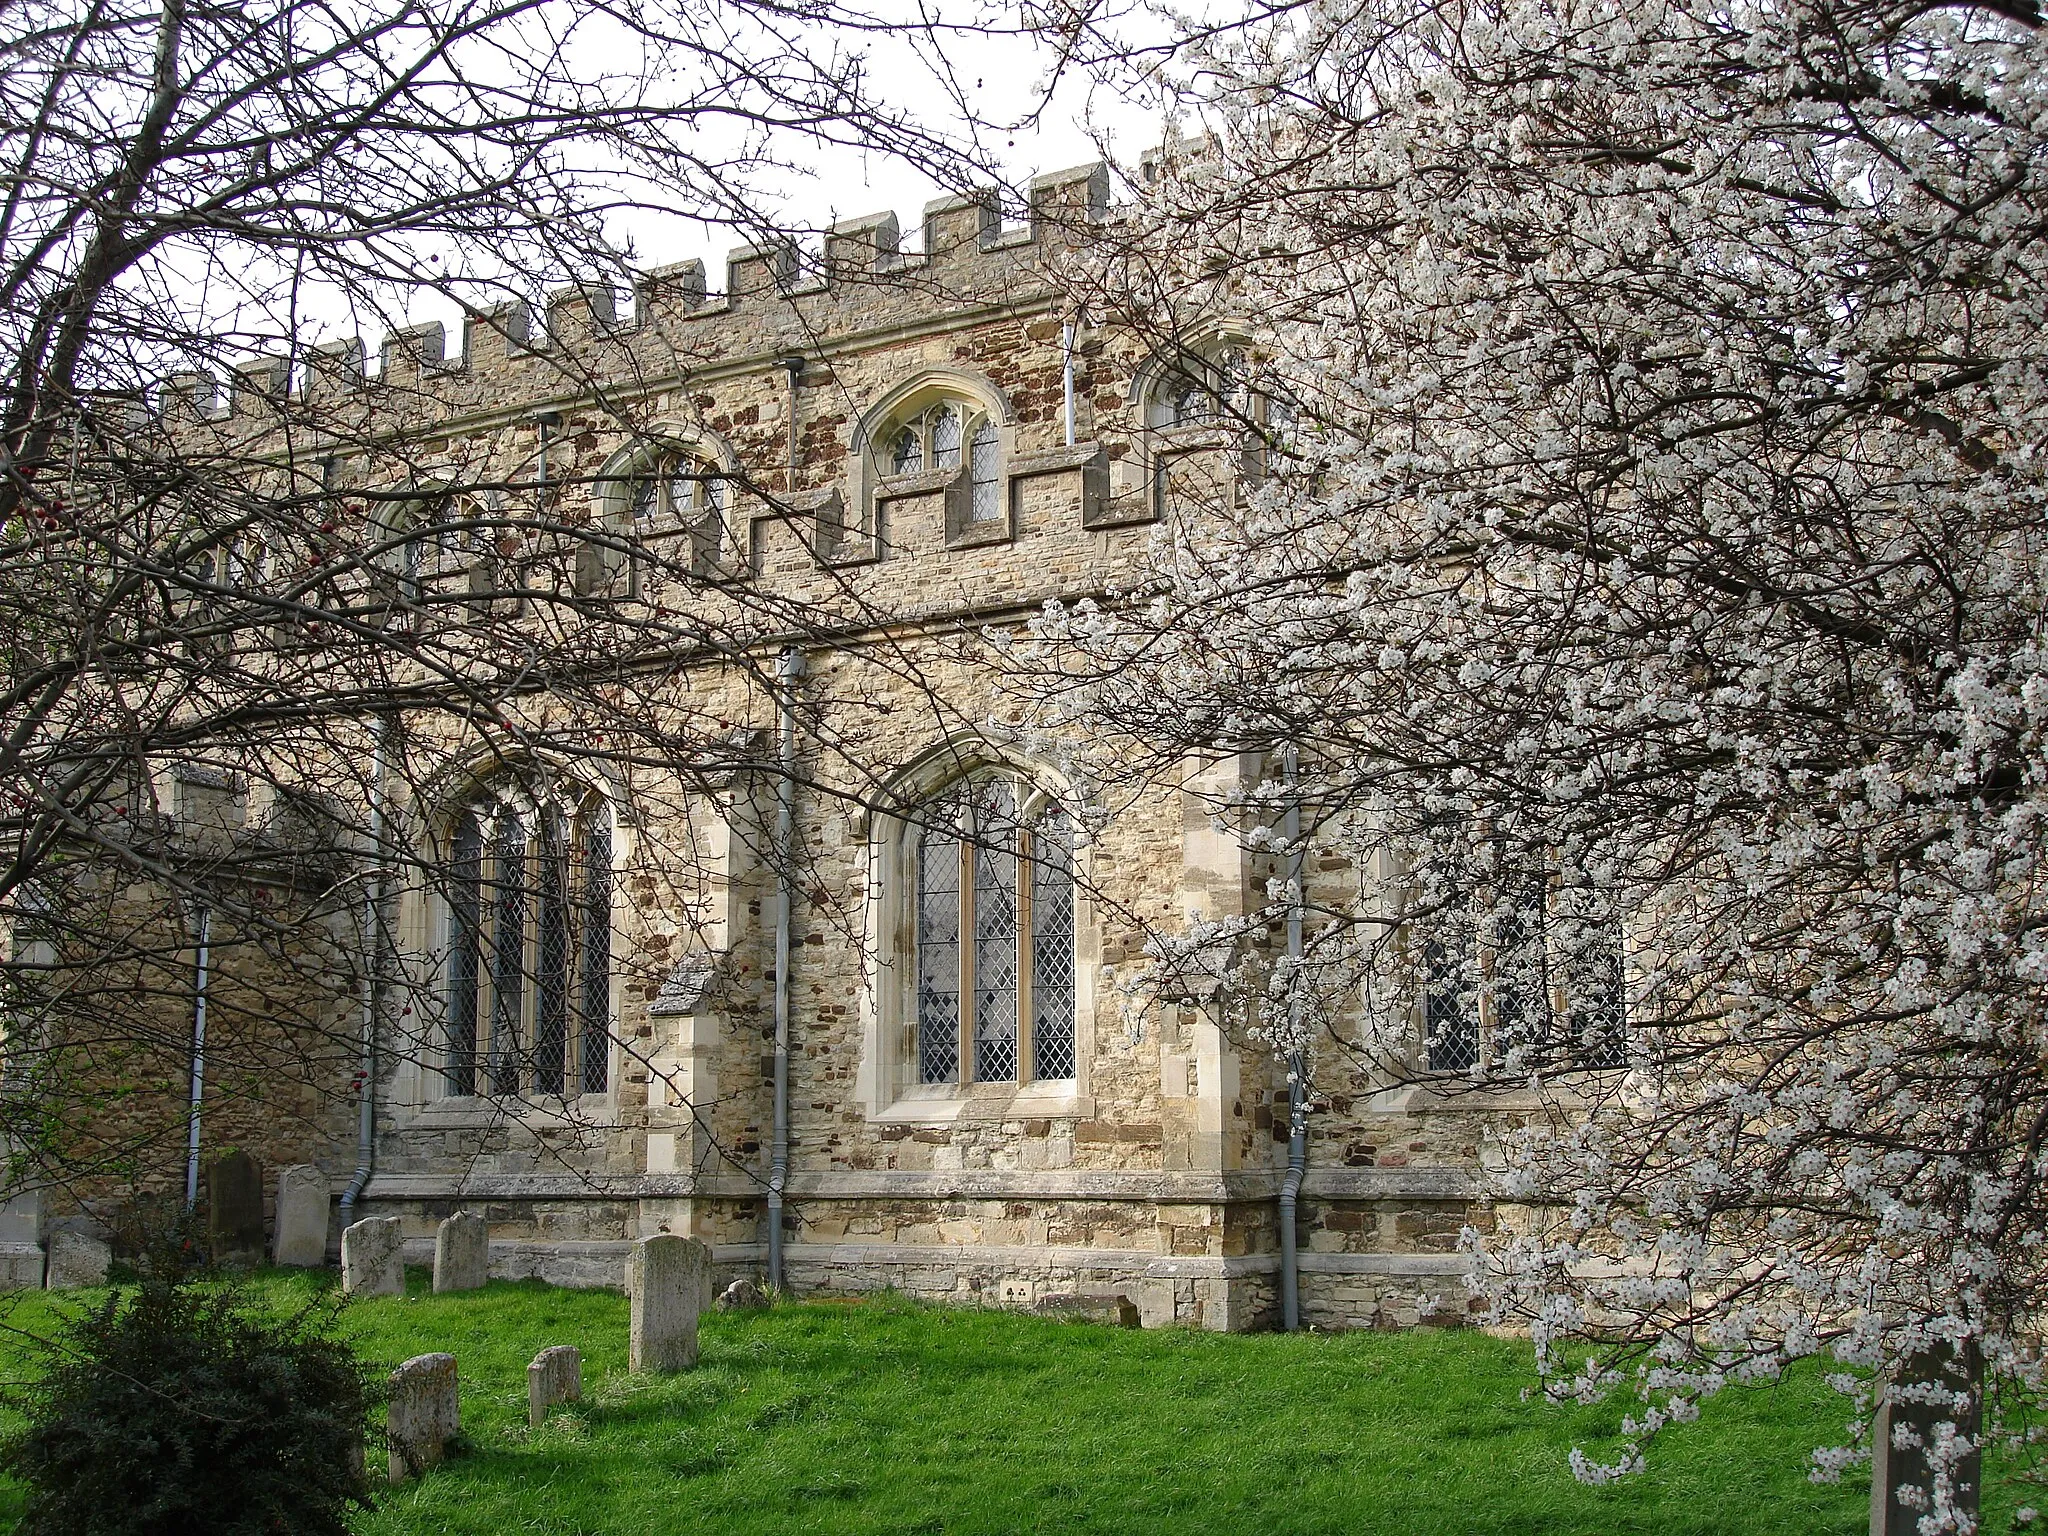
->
xmin=874 ymin=1081 xmax=1092 ymax=1125
xmin=407 ymin=1092 xmax=619 ymax=1128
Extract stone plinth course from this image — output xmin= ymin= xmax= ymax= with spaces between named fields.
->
xmin=527 ymin=1345 xmax=581 ymax=1427
xmin=387 ymin=1352 xmax=460 ymax=1484
xmin=206 ymin=1149 xmax=263 ymax=1266
xmin=341 ymin=1216 xmax=405 ymax=1296
xmin=44 ymin=1231 xmax=111 ymax=1289
xmin=1036 ymin=1291 xmax=1140 ymax=1327
xmin=626 ymin=1234 xmax=711 ymax=1372
xmin=433 ymin=1210 xmax=488 ymax=1292
xmin=272 ymin=1164 xmax=329 ymax=1267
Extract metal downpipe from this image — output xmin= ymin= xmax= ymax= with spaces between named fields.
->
xmin=1279 ymin=746 xmax=1308 ymax=1331
xmin=767 ymin=647 xmax=804 ymax=1291
xmin=182 ymin=906 xmax=211 ymax=1210
xmin=338 ymin=717 xmax=390 ymax=1227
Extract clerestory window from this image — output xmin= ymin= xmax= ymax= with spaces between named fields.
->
xmin=913 ymin=778 xmax=1077 ymax=1085
xmin=444 ymin=780 xmax=613 ymax=1098
xmin=885 ymin=400 xmax=1002 ymax=522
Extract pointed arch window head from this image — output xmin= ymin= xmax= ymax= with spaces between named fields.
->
xmin=1149 ymin=345 xmax=1253 ymax=430
xmin=443 ymin=776 xmax=613 ymax=1099
xmin=882 ymin=400 xmax=996 ymax=490
xmin=913 ymin=776 xmax=1078 ymax=1086
xmin=630 ymin=451 xmax=727 ymax=530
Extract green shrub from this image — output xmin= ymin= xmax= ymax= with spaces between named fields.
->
xmin=0 ymin=1270 xmax=379 ymax=1535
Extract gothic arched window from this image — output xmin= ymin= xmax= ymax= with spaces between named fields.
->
xmin=881 ymin=399 xmax=1004 ymax=525
xmin=913 ymin=779 xmax=1077 ymax=1084
xmin=445 ymin=779 xmax=613 ymax=1098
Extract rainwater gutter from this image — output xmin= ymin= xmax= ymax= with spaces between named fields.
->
xmin=1279 ymin=744 xmax=1308 ymax=1331
xmin=338 ymin=716 xmax=391 ymax=1227
xmin=767 ymin=646 xmax=804 ymax=1290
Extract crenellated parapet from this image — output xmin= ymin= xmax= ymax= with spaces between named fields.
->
xmin=163 ymin=163 xmax=1114 ymax=433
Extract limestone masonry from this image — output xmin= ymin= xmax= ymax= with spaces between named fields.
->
xmin=47 ymin=162 xmax=1506 ymax=1331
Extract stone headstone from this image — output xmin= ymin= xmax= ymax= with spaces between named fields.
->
xmin=44 ymin=1231 xmax=111 ymax=1289
xmin=1036 ymin=1291 xmax=1140 ymax=1327
xmin=341 ymin=1216 xmax=404 ymax=1296
xmin=1871 ymin=1346 xmax=1982 ymax=1536
xmin=717 ymin=1276 xmax=767 ymax=1312
xmin=626 ymin=1234 xmax=710 ymax=1372
xmin=527 ymin=1345 xmax=581 ymax=1427
xmin=386 ymin=1352 xmax=460 ymax=1484
xmin=206 ymin=1149 xmax=263 ymax=1266
xmin=272 ymin=1165 xmax=329 ymax=1268
xmin=433 ymin=1211 xmax=488 ymax=1293
xmin=0 ymin=1191 xmax=43 ymax=1289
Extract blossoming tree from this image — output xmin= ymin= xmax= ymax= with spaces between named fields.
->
xmin=1027 ymin=0 xmax=2048 ymax=1525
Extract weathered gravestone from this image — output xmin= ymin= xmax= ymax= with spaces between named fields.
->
xmin=527 ymin=1345 xmax=581 ymax=1427
xmin=1871 ymin=1346 xmax=1982 ymax=1536
xmin=432 ymin=1211 xmax=488 ymax=1292
xmin=206 ymin=1149 xmax=264 ymax=1267
xmin=0 ymin=1191 xmax=43 ymax=1289
xmin=44 ymin=1231 xmax=110 ymax=1289
xmin=626 ymin=1234 xmax=711 ymax=1372
xmin=272 ymin=1165 xmax=329 ymax=1268
xmin=341 ymin=1216 xmax=404 ymax=1296
xmin=387 ymin=1352 xmax=460 ymax=1484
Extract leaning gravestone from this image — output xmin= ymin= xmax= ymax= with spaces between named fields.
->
xmin=272 ymin=1165 xmax=329 ymax=1267
xmin=432 ymin=1210 xmax=488 ymax=1292
xmin=527 ymin=1345 xmax=581 ymax=1427
xmin=626 ymin=1234 xmax=711 ymax=1372
xmin=206 ymin=1149 xmax=264 ymax=1267
xmin=1871 ymin=1346 xmax=1982 ymax=1536
xmin=387 ymin=1352 xmax=460 ymax=1483
xmin=341 ymin=1216 xmax=405 ymax=1296
xmin=44 ymin=1231 xmax=111 ymax=1289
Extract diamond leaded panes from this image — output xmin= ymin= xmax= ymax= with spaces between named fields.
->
xmin=913 ymin=777 xmax=1078 ymax=1088
xmin=972 ymin=782 xmax=1020 ymax=1082
xmin=1031 ymin=813 xmax=1077 ymax=1079
xmin=917 ymin=811 xmax=963 ymax=1084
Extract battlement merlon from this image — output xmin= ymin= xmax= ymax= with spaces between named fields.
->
xmin=152 ymin=161 xmax=1113 ymax=425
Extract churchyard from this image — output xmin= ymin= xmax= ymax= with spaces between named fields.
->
xmin=0 ymin=1269 xmax=2014 ymax=1534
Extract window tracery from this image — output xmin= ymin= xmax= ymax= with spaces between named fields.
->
xmin=911 ymin=777 xmax=1077 ymax=1085
xmin=444 ymin=777 xmax=613 ymax=1098
xmin=1421 ymin=870 xmax=1627 ymax=1072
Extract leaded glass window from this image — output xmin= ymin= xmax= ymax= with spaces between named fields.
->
xmin=1492 ymin=873 xmax=1551 ymax=1056
xmin=931 ymin=405 xmax=963 ymax=470
xmin=913 ymin=779 xmax=1078 ymax=1086
xmin=916 ymin=806 xmax=962 ymax=1084
xmin=447 ymin=812 xmax=482 ymax=1095
xmin=882 ymin=400 xmax=999 ymax=494
xmin=1424 ymin=922 xmax=1478 ymax=1072
xmin=444 ymin=784 xmax=613 ymax=1098
xmin=1030 ymin=812 xmax=1078 ymax=1079
xmin=892 ymin=424 xmax=925 ymax=475
xmin=969 ymin=421 xmax=1001 ymax=522
xmin=971 ymin=782 xmax=1020 ymax=1082
xmin=1565 ymin=912 xmax=1627 ymax=1069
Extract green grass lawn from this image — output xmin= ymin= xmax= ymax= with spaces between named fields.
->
xmin=0 ymin=1271 xmax=2028 ymax=1534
